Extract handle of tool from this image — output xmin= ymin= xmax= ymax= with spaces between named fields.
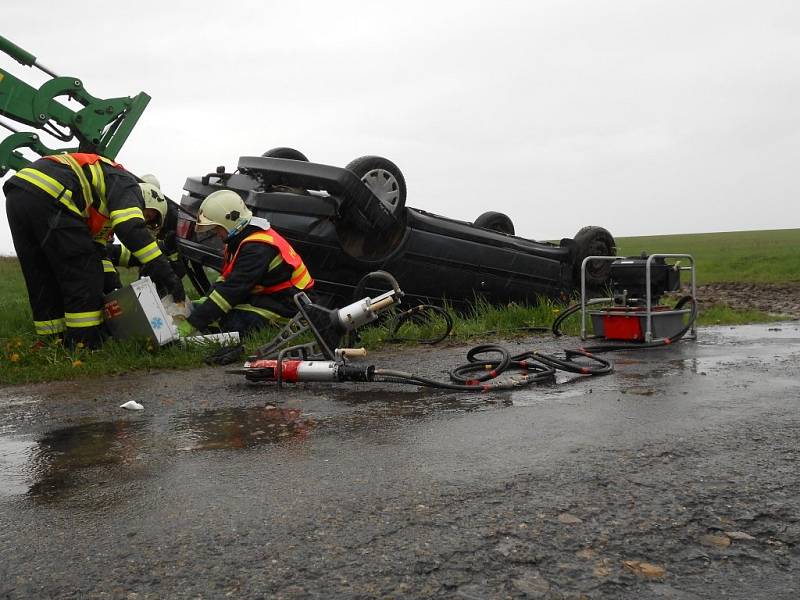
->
xmin=369 ymin=297 xmax=394 ymax=312
xmin=339 ymin=347 xmax=367 ymax=358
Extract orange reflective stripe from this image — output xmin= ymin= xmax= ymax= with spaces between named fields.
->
xmin=221 ymin=227 xmax=314 ymax=295
xmin=47 ymin=153 xmax=122 ymax=168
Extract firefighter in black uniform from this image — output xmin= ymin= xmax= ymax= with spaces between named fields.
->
xmin=107 ymin=180 xmax=186 ymax=296
xmin=4 ymin=153 xmax=185 ymax=348
xmin=176 ymin=190 xmax=314 ymax=338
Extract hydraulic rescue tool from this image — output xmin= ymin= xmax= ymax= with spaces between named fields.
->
xmin=0 ymin=34 xmax=150 ymax=175
xmin=228 ymin=272 xmax=405 ymax=385
xmin=229 ymin=272 xmax=614 ymax=391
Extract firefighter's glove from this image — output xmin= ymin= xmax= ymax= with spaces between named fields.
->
xmin=142 ymin=258 xmax=183 ymax=301
xmin=176 ymin=319 xmax=195 ymax=337
xmin=170 ymin=277 xmax=187 ymax=303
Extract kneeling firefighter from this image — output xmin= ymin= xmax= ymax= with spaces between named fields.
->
xmin=177 ymin=190 xmax=314 ymax=338
xmin=107 ymin=178 xmax=186 ymax=296
xmin=4 ymin=153 xmax=186 ymax=348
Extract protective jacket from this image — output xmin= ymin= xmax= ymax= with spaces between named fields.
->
xmin=188 ymin=219 xmax=313 ymax=331
xmin=3 ymin=153 xmax=183 ymax=344
xmin=8 ymin=154 xmax=166 ymax=268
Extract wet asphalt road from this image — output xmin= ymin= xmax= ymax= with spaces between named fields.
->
xmin=1 ymin=323 xmax=799 ymax=599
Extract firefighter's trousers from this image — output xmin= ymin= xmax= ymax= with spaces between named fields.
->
xmin=5 ymin=187 xmax=107 ymax=348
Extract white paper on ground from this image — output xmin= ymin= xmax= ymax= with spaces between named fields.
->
xmin=181 ymin=332 xmax=241 ymax=346
xmin=120 ymin=400 xmax=144 ymax=411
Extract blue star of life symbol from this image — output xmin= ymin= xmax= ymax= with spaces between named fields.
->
xmin=150 ymin=316 xmax=164 ymax=330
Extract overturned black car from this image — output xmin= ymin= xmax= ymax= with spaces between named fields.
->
xmin=175 ymin=148 xmax=616 ymax=308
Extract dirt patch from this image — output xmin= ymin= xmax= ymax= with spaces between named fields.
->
xmin=696 ymin=282 xmax=800 ymax=318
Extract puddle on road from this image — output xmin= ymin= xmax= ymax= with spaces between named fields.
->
xmin=0 ymin=437 xmax=36 ymax=496
xmin=170 ymin=405 xmax=313 ymax=451
xmin=708 ymin=323 xmax=800 ymax=342
xmin=330 ymin=389 xmax=506 ymax=415
xmin=0 ymin=406 xmax=314 ymax=500
xmin=0 ymin=420 xmax=149 ymax=502
xmin=0 ymin=394 xmax=44 ymax=436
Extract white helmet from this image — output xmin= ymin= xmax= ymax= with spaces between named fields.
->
xmin=139 ymin=182 xmax=167 ymax=230
xmin=196 ymin=190 xmax=252 ymax=235
xmin=140 ymin=173 xmax=161 ymax=188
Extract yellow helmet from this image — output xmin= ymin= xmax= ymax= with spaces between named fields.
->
xmin=196 ymin=190 xmax=252 ymax=235
xmin=139 ymin=182 xmax=167 ymax=230
xmin=140 ymin=173 xmax=161 ymax=188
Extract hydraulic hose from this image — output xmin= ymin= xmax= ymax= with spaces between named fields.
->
xmin=552 ymin=297 xmax=609 ymax=337
xmin=372 ymin=342 xmax=612 ymax=392
xmin=387 ymin=304 xmax=454 ymax=345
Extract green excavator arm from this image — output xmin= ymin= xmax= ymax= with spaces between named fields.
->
xmin=0 ymin=34 xmax=150 ymax=175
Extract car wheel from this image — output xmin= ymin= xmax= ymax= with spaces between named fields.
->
xmin=573 ymin=226 xmax=617 ymax=287
xmin=345 ymin=155 xmax=407 ymax=217
xmin=473 ymin=211 xmax=515 ymax=235
xmin=261 ymin=147 xmax=309 ymax=161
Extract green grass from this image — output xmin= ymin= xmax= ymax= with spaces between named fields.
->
xmin=615 ymin=229 xmax=800 ymax=285
xmin=1 ymin=226 xmax=797 ymax=385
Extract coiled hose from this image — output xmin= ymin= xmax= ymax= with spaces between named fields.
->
xmin=373 ymin=343 xmax=612 ymax=392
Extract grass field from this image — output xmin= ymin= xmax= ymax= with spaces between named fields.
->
xmin=616 ymin=228 xmax=800 ymax=284
xmin=1 ymin=228 xmax=796 ymax=384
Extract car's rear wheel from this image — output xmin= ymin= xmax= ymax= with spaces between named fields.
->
xmin=262 ymin=147 xmax=309 ymax=161
xmin=345 ymin=155 xmax=406 ymax=218
xmin=473 ymin=211 xmax=515 ymax=235
xmin=573 ymin=226 xmax=616 ymax=287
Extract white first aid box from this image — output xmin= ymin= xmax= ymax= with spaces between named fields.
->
xmin=103 ymin=277 xmax=178 ymax=346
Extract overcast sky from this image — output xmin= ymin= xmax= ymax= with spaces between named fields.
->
xmin=1 ymin=0 xmax=798 ymax=255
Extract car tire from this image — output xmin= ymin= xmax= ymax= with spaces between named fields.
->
xmin=345 ymin=155 xmax=407 ymax=217
xmin=573 ymin=226 xmax=617 ymax=287
xmin=473 ymin=211 xmax=515 ymax=235
xmin=261 ymin=147 xmax=309 ymax=161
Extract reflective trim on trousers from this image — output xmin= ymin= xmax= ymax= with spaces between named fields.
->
xmin=64 ymin=310 xmax=104 ymax=328
xmin=34 ymin=318 xmax=66 ymax=335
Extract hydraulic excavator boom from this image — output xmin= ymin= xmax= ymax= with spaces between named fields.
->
xmin=0 ymin=34 xmax=150 ymax=175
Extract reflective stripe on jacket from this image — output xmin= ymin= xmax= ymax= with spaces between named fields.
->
xmin=12 ymin=153 xmax=144 ymax=240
